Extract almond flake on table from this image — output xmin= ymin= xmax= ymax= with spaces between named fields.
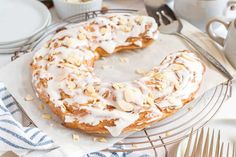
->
xmin=101 ymin=65 xmax=111 ymax=69
xmin=119 ymin=57 xmax=129 ymax=63
xmin=42 ymin=113 xmax=52 ymax=120
xmin=38 ymin=104 xmax=45 ymax=110
xmin=135 ymin=68 xmax=147 ymax=76
xmin=93 ymin=137 xmax=107 ymax=143
xmin=165 ymin=131 xmax=172 ymax=137
xmin=72 ymin=133 xmax=80 ymax=141
xmin=24 ymin=94 xmax=34 ymax=101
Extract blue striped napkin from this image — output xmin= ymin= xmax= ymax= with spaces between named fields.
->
xmin=0 ymin=83 xmax=150 ymax=157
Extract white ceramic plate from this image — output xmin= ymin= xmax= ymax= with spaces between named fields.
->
xmin=0 ymin=0 xmax=51 ymax=44
xmin=0 ymin=14 xmax=51 ymax=54
xmin=176 ymin=119 xmax=236 ymax=157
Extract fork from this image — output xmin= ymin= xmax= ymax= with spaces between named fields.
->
xmin=182 ymin=128 xmax=235 ymax=157
xmin=145 ymin=4 xmax=234 ymax=80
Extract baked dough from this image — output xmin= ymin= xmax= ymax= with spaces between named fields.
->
xmin=31 ymin=14 xmax=205 ymax=136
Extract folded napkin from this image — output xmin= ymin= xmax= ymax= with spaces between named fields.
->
xmin=0 ymin=83 xmax=150 ymax=157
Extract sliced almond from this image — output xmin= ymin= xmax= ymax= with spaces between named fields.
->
xmin=182 ymin=53 xmax=194 ymax=61
xmin=121 ymin=25 xmax=132 ymax=32
xmin=135 ymin=16 xmax=143 ymax=24
xmin=67 ymin=81 xmax=77 ymax=90
xmin=135 ymin=68 xmax=147 ymax=76
xmin=84 ymin=85 xmax=96 ymax=96
xmin=77 ymin=33 xmax=86 ymax=40
xmin=24 ymin=94 xmax=34 ymax=101
xmin=100 ymin=27 xmax=107 ymax=34
xmin=146 ymin=71 xmax=155 ymax=77
xmin=102 ymin=91 xmax=110 ymax=98
xmin=145 ymin=96 xmax=154 ymax=106
xmin=101 ymin=65 xmax=110 ymax=69
xmin=96 ymin=102 xmax=107 ymax=109
xmin=55 ymin=73 xmax=67 ymax=81
xmin=117 ymin=100 xmax=134 ymax=112
xmin=174 ymin=81 xmax=180 ymax=90
xmin=154 ymin=72 xmax=165 ymax=80
xmin=42 ymin=113 xmax=51 ymax=120
xmin=124 ymin=88 xmax=135 ymax=103
xmin=87 ymin=85 xmax=95 ymax=93
xmin=119 ymin=57 xmax=129 ymax=63
xmin=155 ymin=84 xmax=163 ymax=91
xmin=119 ymin=18 xmax=127 ymax=25
xmin=64 ymin=37 xmax=72 ymax=47
xmin=93 ymin=137 xmax=107 ymax=143
xmin=172 ymin=64 xmax=184 ymax=71
xmin=67 ymin=55 xmax=81 ymax=66
xmin=72 ymin=133 xmax=80 ymax=141
xmin=112 ymin=83 xmax=120 ymax=90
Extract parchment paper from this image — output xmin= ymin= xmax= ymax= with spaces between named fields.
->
xmin=0 ymin=20 xmax=235 ymax=157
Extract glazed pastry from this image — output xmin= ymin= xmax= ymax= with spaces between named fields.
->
xmin=31 ymin=13 xmax=205 ymax=136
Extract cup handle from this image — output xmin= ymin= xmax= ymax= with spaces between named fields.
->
xmin=206 ymin=17 xmax=230 ymax=46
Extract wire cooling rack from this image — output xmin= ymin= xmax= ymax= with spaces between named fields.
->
xmin=12 ymin=9 xmax=232 ymax=157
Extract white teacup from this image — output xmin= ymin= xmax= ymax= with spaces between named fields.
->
xmin=174 ymin=0 xmax=236 ymax=31
xmin=206 ymin=18 xmax=236 ymax=69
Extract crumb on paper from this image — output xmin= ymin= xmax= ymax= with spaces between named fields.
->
xmin=93 ymin=137 xmax=107 ymax=143
xmin=165 ymin=131 xmax=171 ymax=137
xmin=101 ymin=6 xmax=109 ymax=14
xmin=119 ymin=57 xmax=129 ymax=63
xmin=38 ymin=104 xmax=45 ymax=110
xmin=135 ymin=68 xmax=147 ymax=76
xmin=24 ymin=94 xmax=34 ymax=101
xmin=72 ymin=133 xmax=80 ymax=141
xmin=42 ymin=113 xmax=52 ymax=120
xmin=188 ymin=106 xmax=193 ymax=112
xmin=101 ymin=65 xmax=111 ymax=69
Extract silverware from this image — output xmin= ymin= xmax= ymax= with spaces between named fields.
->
xmin=182 ymin=128 xmax=235 ymax=157
xmin=145 ymin=4 xmax=234 ymax=80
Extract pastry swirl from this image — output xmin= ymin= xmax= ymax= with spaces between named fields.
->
xmin=31 ymin=14 xmax=205 ymax=136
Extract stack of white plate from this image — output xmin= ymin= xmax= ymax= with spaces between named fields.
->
xmin=0 ymin=0 xmax=51 ymax=54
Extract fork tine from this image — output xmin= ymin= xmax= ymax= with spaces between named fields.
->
xmin=195 ymin=128 xmax=204 ymax=157
xmin=233 ymin=143 xmax=235 ymax=157
xmin=202 ymin=128 xmax=210 ymax=157
xmin=191 ymin=130 xmax=199 ymax=157
xmin=184 ymin=128 xmax=193 ymax=157
xmin=161 ymin=10 xmax=172 ymax=24
xmin=226 ymin=143 xmax=230 ymax=157
xmin=215 ymin=130 xmax=221 ymax=157
xmin=208 ymin=129 xmax=215 ymax=157
xmin=219 ymin=142 xmax=224 ymax=157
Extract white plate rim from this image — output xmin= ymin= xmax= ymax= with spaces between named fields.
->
xmin=0 ymin=14 xmax=52 ymax=54
xmin=0 ymin=0 xmax=51 ymax=44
